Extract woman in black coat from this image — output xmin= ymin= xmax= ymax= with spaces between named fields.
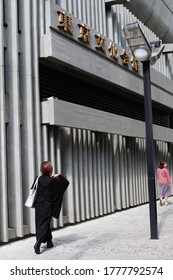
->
xmin=34 ymin=161 xmax=69 ymax=254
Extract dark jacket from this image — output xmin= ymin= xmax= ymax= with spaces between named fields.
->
xmin=36 ymin=174 xmax=69 ymax=218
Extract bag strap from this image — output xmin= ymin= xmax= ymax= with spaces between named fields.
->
xmin=30 ymin=176 xmax=39 ymax=190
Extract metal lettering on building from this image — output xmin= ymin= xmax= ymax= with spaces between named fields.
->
xmin=57 ymin=11 xmax=72 ymax=34
xmin=56 ymin=9 xmax=140 ymax=72
xmin=131 ymin=56 xmax=139 ymax=72
xmin=78 ymin=23 xmax=90 ymax=43
xmin=95 ymin=34 xmax=106 ymax=53
xmin=120 ymin=49 xmax=129 ymax=65
xmin=108 ymin=42 xmax=119 ymax=60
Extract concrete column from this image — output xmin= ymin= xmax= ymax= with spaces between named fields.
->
xmin=72 ymin=128 xmax=81 ymax=222
xmin=20 ymin=0 xmax=36 ymax=231
xmin=112 ymin=134 xmax=121 ymax=210
xmin=92 ymin=132 xmax=99 ymax=217
xmin=105 ymin=134 xmax=111 ymax=213
xmin=87 ymin=130 xmax=95 ymax=218
xmin=32 ymin=0 xmax=42 ymax=172
xmin=109 ymin=134 xmax=115 ymax=212
xmin=97 ymin=133 xmax=104 ymax=216
xmin=55 ymin=126 xmax=64 ymax=227
xmin=0 ymin=0 xmax=8 ymax=242
xmin=61 ymin=127 xmax=75 ymax=223
xmin=6 ymin=0 xmax=23 ymax=237
xmin=38 ymin=0 xmax=46 ymax=37
xmin=78 ymin=129 xmax=85 ymax=220
xmin=42 ymin=125 xmax=49 ymax=160
xmin=119 ymin=135 xmax=126 ymax=209
xmin=128 ymin=137 xmax=134 ymax=207
xmin=124 ymin=137 xmax=130 ymax=208
xmin=83 ymin=130 xmax=90 ymax=219
xmin=49 ymin=126 xmax=58 ymax=228
xmin=101 ymin=134 xmax=107 ymax=215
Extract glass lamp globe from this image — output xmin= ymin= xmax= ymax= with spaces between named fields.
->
xmin=133 ymin=48 xmax=150 ymax=62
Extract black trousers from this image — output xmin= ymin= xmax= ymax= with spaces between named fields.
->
xmin=35 ymin=201 xmax=52 ymax=243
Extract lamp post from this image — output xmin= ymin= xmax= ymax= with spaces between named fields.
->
xmin=122 ymin=22 xmax=164 ymax=239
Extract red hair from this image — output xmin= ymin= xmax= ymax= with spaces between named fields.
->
xmin=40 ymin=161 xmax=53 ymax=175
xmin=159 ymin=161 xmax=166 ymax=169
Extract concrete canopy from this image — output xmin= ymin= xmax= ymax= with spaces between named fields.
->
xmin=105 ymin=0 xmax=173 ymax=43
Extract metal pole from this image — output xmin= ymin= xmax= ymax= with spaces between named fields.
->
xmin=143 ymin=60 xmax=158 ymax=239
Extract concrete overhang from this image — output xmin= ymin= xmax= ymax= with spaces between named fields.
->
xmin=163 ymin=43 xmax=173 ymax=54
xmin=41 ymin=97 xmax=173 ymax=143
xmin=105 ymin=0 xmax=173 ymax=43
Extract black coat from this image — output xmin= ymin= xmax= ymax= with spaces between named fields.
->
xmin=34 ymin=174 xmax=69 ymax=243
xmin=36 ymin=174 xmax=69 ymax=218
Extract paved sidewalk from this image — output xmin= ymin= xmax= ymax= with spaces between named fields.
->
xmin=0 ymin=197 xmax=173 ymax=260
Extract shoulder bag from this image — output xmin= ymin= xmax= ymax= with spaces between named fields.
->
xmin=25 ymin=177 xmax=39 ymax=208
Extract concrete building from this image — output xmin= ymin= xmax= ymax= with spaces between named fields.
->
xmin=0 ymin=0 xmax=173 ymax=243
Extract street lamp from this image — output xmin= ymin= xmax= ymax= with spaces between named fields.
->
xmin=122 ymin=22 xmax=164 ymax=240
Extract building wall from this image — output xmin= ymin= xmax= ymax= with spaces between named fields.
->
xmin=0 ymin=0 xmax=173 ymax=243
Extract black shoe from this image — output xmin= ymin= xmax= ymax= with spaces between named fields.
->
xmin=47 ymin=240 xmax=53 ymax=248
xmin=34 ymin=241 xmax=41 ymax=254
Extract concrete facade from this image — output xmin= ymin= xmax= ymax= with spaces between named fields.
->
xmin=0 ymin=0 xmax=173 ymax=243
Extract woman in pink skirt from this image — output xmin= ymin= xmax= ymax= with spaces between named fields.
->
xmin=157 ymin=161 xmax=172 ymax=206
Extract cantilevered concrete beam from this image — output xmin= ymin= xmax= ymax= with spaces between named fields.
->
xmin=105 ymin=0 xmax=173 ymax=43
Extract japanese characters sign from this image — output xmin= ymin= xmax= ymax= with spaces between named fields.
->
xmin=51 ymin=7 xmax=140 ymax=73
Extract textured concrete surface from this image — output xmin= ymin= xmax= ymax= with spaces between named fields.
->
xmin=0 ymin=197 xmax=173 ymax=260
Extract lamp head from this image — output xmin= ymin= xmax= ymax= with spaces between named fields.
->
xmin=122 ymin=22 xmax=152 ymax=62
xmin=133 ymin=48 xmax=150 ymax=62
xmin=122 ymin=22 xmax=164 ymax=65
